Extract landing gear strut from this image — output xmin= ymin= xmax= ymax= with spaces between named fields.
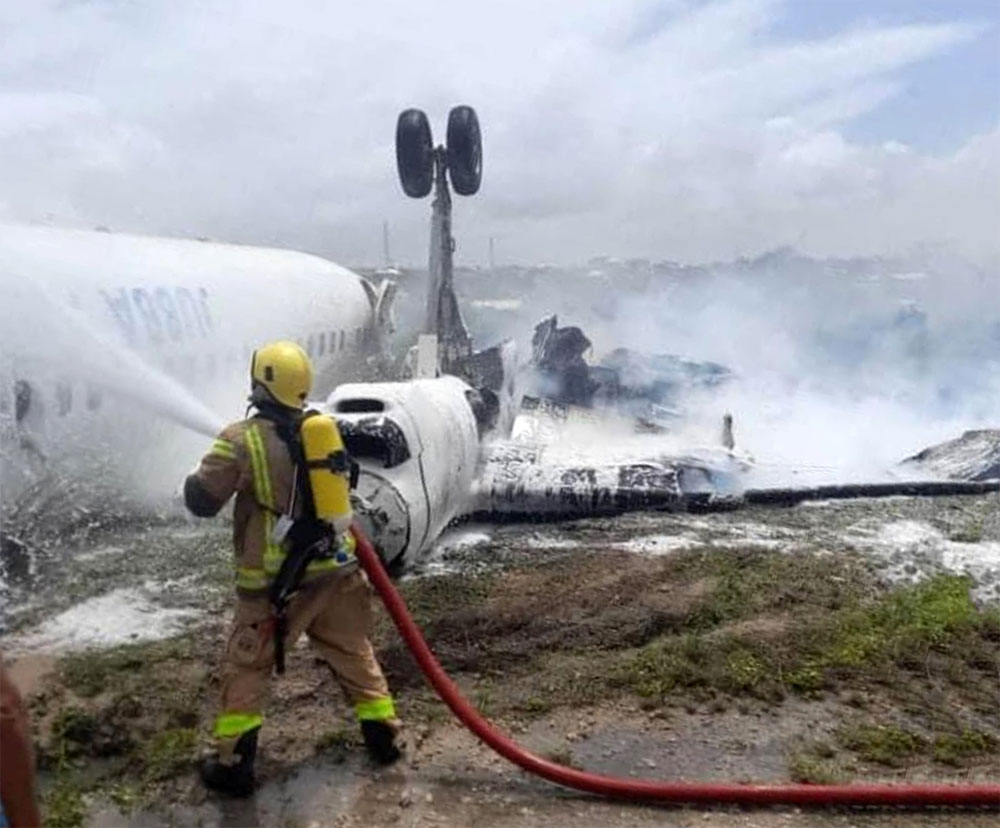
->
xmin=395 ymin=106 xmax=483 ymax=375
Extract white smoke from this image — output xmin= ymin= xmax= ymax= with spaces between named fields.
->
xmin=577 ymin=249 xmax=1000 ymax=484
xmin=0 ymin=1 xmax=994 ymax=266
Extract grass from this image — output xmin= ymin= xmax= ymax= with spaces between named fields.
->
xmin=949 ymin=517 xmax=985 ymax=544
xmin=50 ymin=708 xmax=98 ymax=758
xmin=107 ymin=782 xmax=140 ymax=813
xmin=43 ymin=779 xmax=87 ymax=828
xmin=616 ymin=567 xmax=996 ymax=703
xmin=933 ymin=729 xmax=998 ymax=766
xmin=27 ymin=538 xmax=999 ymax=825
xmin=142 ymin=728 xmax=198 ymax=781
xmin=59 ymin=638 xmax=192 ymax=698
xmin=33 ymin=634 xmax=210 ymax=827
xmin=788 ymin=753 xmax=849 ymax=785
xmin=838 ymin=724 xmax=924 ymax=767
xmin=835 ymin=722 xmax=999 ymax=769
xmin=473 ymin=685 xmax=495 ymax=717
xmin=678 ymin=547 xmax=870 ymax=631
xmin=392 ymin=572 xmax=495 ymax=629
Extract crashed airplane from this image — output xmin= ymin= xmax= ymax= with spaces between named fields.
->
xmin=5 ymin=105 xmax=989 ymax=580
xmin=0 ymin=104 xmax=749 ymax=575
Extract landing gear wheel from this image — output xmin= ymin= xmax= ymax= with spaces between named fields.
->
xmin=395 ymin=109 xmax=434 ymax=199
xmin=446 ymin=105 xmax=482 ymax=196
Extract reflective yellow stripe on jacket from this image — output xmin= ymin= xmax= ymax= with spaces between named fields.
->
xmin=240 ymin=420 xmax=358 ymax=592
xmin=210 ymin=438 xmax=237 ymax=460
xmin=244 ymin=423 xmax=284 ymax=579
xmin=243 ymin=423 xmax=285 ymax=591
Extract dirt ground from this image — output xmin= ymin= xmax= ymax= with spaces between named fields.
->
xmin=6 ymin=495 xmax=1000 ymax=826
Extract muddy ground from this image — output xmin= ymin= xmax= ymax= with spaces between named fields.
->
xmin=4 ymin=494 xmax=1000 ymax=826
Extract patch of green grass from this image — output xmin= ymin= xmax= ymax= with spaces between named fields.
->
xmin=142 ymin=728 xmax=197 ymax=781
xmin=619 ymin=634 xmax=707 ymax=698
xmin=796 ymin=573 xmax=985 ymax=681
xmin=59 ymin=638 xmax=191 ymax=698
xmin=871 ymin=574 xmax=980 ymax=646
xmin=473 ymin=685 xmax=494 ymax=717
xmin=949 ymin=518 xmax=985 ymax=544
xmin=44 ymin=778 xmax=87 ymax=828
xmin=785 ymin=662 xmax=824 ymax=692
xmin=788 ymin=752 xmax=849 ymax=784
xmin=681 ymin=548 xmax=867 ymax=630
xmin=933 ymin=729 xmax=998 ymax=766
xmin=838 ymin=724 xmax=924 ymax=767
xmin=724 ymin=649 xmax=767 ymax=689
xmin=617 ymin=634 xmax=780 ymax=701
xmin=51 ymin=708 xmax=98 ymax=759
xmin=396 ymin=573 xmax=495 ymax=628
xmin=617 ymin=570 xmax=995 ymax=706
xmin=107 ymin=782 xmax=140 ymax=813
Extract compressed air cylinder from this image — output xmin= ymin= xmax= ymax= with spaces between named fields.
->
xmin=300 ymin=414 xmax=353 ymax=533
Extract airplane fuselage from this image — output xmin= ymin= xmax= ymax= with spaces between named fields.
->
xmin=0 ymin=224 xmax=390 ymax=506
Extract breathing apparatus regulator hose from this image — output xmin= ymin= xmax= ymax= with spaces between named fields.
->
xmin=351 ymin=527 xmax=1000 ymax=808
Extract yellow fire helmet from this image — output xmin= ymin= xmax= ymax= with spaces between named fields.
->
xmin=250 ymin=341 xmax=314 ymax=409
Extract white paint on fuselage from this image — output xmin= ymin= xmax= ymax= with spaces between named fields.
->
xmin=0 ymin=224 xmax=383 ymax=503
xmin=327 ymin=377 xmax=480 ymax=566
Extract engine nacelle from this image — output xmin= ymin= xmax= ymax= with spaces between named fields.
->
xmin=325 ymin=376 xmax=479 ymax=567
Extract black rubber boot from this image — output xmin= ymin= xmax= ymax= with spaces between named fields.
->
xmin=200 ymin=728 xmax=259 ymax=797
xmin=360 ymin=720 xmax=401 ymax=765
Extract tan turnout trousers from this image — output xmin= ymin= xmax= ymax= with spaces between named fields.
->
xmin=218 ymin=568 xmax=399 ymax=759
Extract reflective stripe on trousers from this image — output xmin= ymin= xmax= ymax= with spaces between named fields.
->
xmin=213 ymin=711 xmax=263 ymax=739
xmin=354 ymin=696 xmax=396 ymax=722
xmin=214 ymin=695 xmax=396 ymax=740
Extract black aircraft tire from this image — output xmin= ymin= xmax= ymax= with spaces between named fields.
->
xmin=396 ymin=109 xmax=434 ymax=198
xmin=446 ymin=105 xmax=482 ymax=196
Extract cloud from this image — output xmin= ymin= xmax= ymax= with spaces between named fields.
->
xmin=0 ymin=0 xmax=993 ymax=265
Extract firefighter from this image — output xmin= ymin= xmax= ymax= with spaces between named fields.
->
xmin=184 ymin=341 xmax=401 ymax=798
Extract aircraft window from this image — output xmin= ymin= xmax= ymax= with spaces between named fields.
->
xmin=338 ymin=418 xmax=410 ymax=469
xmin=14 ymin=380 xmax=31 ymax=423
xmin=86 ymin=385 xmax=102 ymax=411
xmin=306 ymin=335 xmax=315 ymax=357
xmin=335 ymin=398 xmax=385 ymax=413
xmin=318 ymin=333 xmax=326 ymax=357
xmin=56 ymin=382 xmax=73 ymax=416
xmin=339 ymin=330 xmax=345 ymax=351
xmin=355 ymin=328 xmax=362 ymax=346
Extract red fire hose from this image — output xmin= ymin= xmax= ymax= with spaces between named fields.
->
xmin=352 ymin=529 xmax=1000 ymax=808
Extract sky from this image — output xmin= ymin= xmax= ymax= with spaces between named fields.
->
xmin=0 ymin=0 xmax=996 ymax=267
